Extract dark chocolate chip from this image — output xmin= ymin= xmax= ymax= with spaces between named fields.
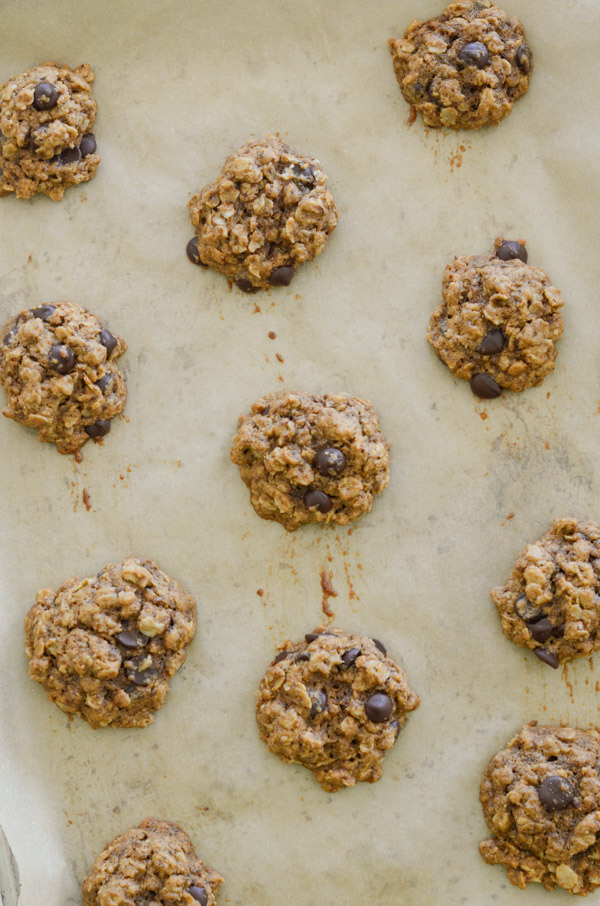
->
xmin=365 ymin=692 xmax=393 ymax=723
xmin=470 ymin=373 xmax=502 ymax=399
xmin=496 ymin=240 xmax=528 ymax=263
xmin=390 ymin=719 xmax=400 ymax=740
xmin=188 ymin=887 xmax=208 ymax=905
xmin=292 ymin=163 xmax=315 ymax=183
xmin=303 ymin=489 xmax=332 ymax=513
xmin=538 ymin=775 xmax=575 ymax=811
xmin=534 ymin=647 xmax=559 ymax=669
xmin=309 ymin=690 xmax=327 ymax=719
xmin=96 ymin=373 xmax=112 ymax=392
xmin=2 ymin=326 xmax=17 ymax=346
xmin=294 ymin=652 xmax=310 ymax=663
xmin=33 ymin=82 xmax=58 ymax=111
xmin=513 ymin=593 xmax=544 ymax=623
xmin=31 ymin=304 xmax=55 ymax=321
xmin=529 ymin=617 xmax=554 ymax=643
xmin=186 ymin=237 xmax=201 ymax=265
xmin=314 ymin=447 xmax=346 ymax=477
xmin=268 ymin=266 xmax=295 ymax=287
xmin=458 ymin=42 xmax=490 ymax=68
xmin=273 ymin=651 xmax=288 ymax=664
xmin=341 ymin=647 xmax=361 ymax=667
xmin=48 ymin=345 xmax=75 ymax=374
xmin=516 ymin=44 xmax=533 ymax=73
xmin=85 ymin=419 xmax=111 ymax=438
xmin=115 ymin=631 xmax=147 ymax=649
xmin=59 ymin=146 xmax=82 ymax=165
xmin=305 ymin=632 xmax=320 ymax=643
xmin=553 ymin=623 xmax=565 ymax=638
xmin=79 ymin=133 xmax=96 ymax=157
xmin=372 ymin=638 xmax=387 ymax=655
xmin=100 ymin=328 xmax=118 ymax=356
xmin=236 ymin=277 xmax=259 ymax=293
xmin=479 ymin=329 xmax=505 ymax=356
xmin=128 ymin=669 xmax=156 ymax=686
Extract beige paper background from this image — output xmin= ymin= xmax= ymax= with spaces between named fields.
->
xmin=1 ymin=0 xmax=600 ymax=902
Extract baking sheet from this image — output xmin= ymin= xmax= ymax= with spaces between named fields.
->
xmin=1 ymin=0 xmax=600 ymax=902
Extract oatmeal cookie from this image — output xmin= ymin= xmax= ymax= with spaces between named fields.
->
xmin=426 ymin=238 xmax=565 ymax=397
xmin=256 ymin=628 xmax=419 ymax=792
xmin=0 ymin=300 xmax=126 ymax=453
xmin=0 ymin=62 xmax=99 ymax=200
xmin=230 ymin=391 xmax=390 ymax=531
xmin=25 ymin=557 xmax=196 ymax=728
xmin=480 ymin=723 xmax=600 ymax=895
xmin=491 ymin=518 xmax=600 ymax=669
xmin=82 ymin=818 xmax=223 ymax=905
xmin=187 ymin=135 xmax=337 ymax=292
xmin=388 ymin=1 xmax=532 ymax=129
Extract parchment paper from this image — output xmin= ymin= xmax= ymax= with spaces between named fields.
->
xmin=1 ymin=1 xmax=600 ymax=903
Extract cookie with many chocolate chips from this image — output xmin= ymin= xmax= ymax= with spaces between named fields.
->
xmin=230 ymin=391 xmax=390 ymax=531
xmin=426 ymin=238 xmax=565 ymax=397
xmin=0 ymin=300 xmax=126 ymax=453
xmin=187 ymin=135 xmax=337 ymax=291
xmin=82 ymin=818 xmax=223 ymax=905
xmin=480 ymin=723 xmax=600 ymax=895
xmin=491 ymin=518 xmax=600 ymax=669
xmin=256 ymin=628 xmax=419 ymax=792
xmin=388 ymin=1 xmax=533 ymax=129
xmin=0 ymin=62 xmax=99 ymax=200
xmin=25 ymin=557 xmax=196 ymax=728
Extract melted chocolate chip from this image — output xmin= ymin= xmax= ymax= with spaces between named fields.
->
xmin=294 ymin=652 xmax=310 ymax=663
xmin=513 ymin=593 xmax=544 ymax=623
xmin=85 ymin=419 xmax=111 ymax=438
xmin=305 ymin=633 xmax=321 ymax=643
xmin=479 ymin=329 xmax=505 ymax=356
xmin=48 ymin=345 xmax=75 ymax=374
xmin=529 ymin=617 xmax=554 ymax=643
xmin=79 ymin=133 xmax=97 ymax=157
xmin=470 ymin=373 xmax=502 ymax=399
xmin=390 ymin=719 xmax=400 ymax=740
xmin=116 ymin=631 xmax=147 ymax=649
xmin=516 ymin=44 xmax=533 ymax=73
xmin=372 ymin=639 xmax=387 ymax=656
xmin=33 ymin=82 xmax=58 ymax=111
xmin=186 ymin=237 xmax=202 ymax=265
xmin=534 ymin=647 xmax=559 ymax=669
xmin=314 ymin=447 xmax=346 ymax=477
xmin=31 ymin=304 xmax=55 ymax=321
xmin=2 ymin=326 xmax=17 ymax=346
xmin=496 ymin=240 xmax=528 ymax=263
xmin=303 ymin=489 xmax=332 ymax=513
xmin=95 ymin=373 xmax=112 ymax=392
xmin=273 ymin=651 xmax=288 ymax=664
xmin=59 ymin=146 xmax=82 ymax=165
xmin=309 ymin=690 xmax=328 ymax=719
xmin=365 ymin=692 xmax=393 ymax=723
xmin=268 ymin=266 xmax=295 ymax=287
xmin=127 ymin=658 xmax=156 ymax=685
xmin=236 ymin=277 xmax=259 ymax=293
xmin=100 ymin=328 xmax=118 ymax=356
xmin=458 ymin=42 xmax=490 ymax=68
xmin=538 ymin=775 xmax=575 ymax=811
xmin=292 ymin=163 xmax=315 ymax=184
xmin=188 ymin=887 xmax=208 ymax=905
xmin=341 ymin=647 xmax=361 ymax=667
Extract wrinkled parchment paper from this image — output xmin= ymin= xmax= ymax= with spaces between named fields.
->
xmin=1 ymin=1 xmax=600 ymax=903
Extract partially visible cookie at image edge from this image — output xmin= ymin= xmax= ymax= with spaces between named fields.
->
xmin=388 ymin=1 xmax=533 ymax=129
xmin=187 ymin=135 xmax=338 ymax=292
xmin=0 ymin=61 xmax=99 ymax=200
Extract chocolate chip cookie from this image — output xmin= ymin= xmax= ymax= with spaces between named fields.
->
xmin=388 ymin=1 xmax=532 ymax=129
xmin=82 ymin=818 xmax=223 ymax=905
xmin=0 ymin=62 xmax=99 ymax=200
xmin=491 ymin=518 xmax=600 ymax=669
xmin=256 ymin=628 xmax=419 ymax=792
xmin=25 ymin=557 xmax=196 ymax=728
xmin=230 ymin=391 xmax=391 ymax=531
xmin=480 ymin=723 xmax=600 ymax=895
xmin=0 ymin=300 xmax=126 ymax=453
xmin=426 ymin=239 xmax=565 ymax=397
xmin=187 ymin=135 xmax=337 ymax=292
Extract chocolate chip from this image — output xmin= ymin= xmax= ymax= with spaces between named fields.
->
xmin=309 ymin=690 xmax=328 ymax=719
xmin=100 ymin=328 xmax=118 ymax=356
xmin=268 ymin=266 xmax=295 ymax=287
xmin=496 ymin=240 xmax=528 ymax=263
xmin=479 ymin=329 xmax=505 ymax=356
xmin=33 ymin=82 xmax=58 ymax=111
xmin=85 ymin=419 xmax=111 ymax=438
xmin=529 ymin=617 xmax=554 ymax=643
xmin=96 ymin=373 xmax=112 ymax=392
xmin=553 ymin=623 xmax=565 ymax=638
xmin=458 ymin=42 xmax=490 ymax=68
xmin=188 ymin=887 xmax=208 ymax=905
xmin=2 ymin=326 xmax=17 ymax=346
xmin=538 ymin=775 xmax=575 ymax=811
xmin=534 ymin=647 xmax=559 ymax=669
xmin=372 ymin=638 xmax=387 ymax=656
xmin=341 ymin=647 xmax=361 ymax=667
xmin=115 ymin=631 xmax=147 ymax=649
xmin=305 ymin=632 xmax=320 ymax=643
xmin=303 ymin=489 xmax=332 ymax=513
xmin=513 ymin=593 xmax=544 ymax=623
xmin=294 ymin=652 xmax=310 ymax=663
xmin=128 ymin=668 xmax=156 ymax=686
xmin=79 ymin=133 xmax=96 ymax=157
xmin=59 ymin=146 xmax=82 ymax=165
xmin=236 ymin=277 xmax=259 ymax=293
xmin=516 ymin=44 xmax=533 ymax=73
xmin=390 ymin=719 xmax=400 ymax=740
xmin=48 ymin=345 xmax=75 ymax=374
xmin=31 ymin=304 xmax=55 ymax=321
xmin=314 ymin=447 xmax=346 ymax=477
xmin=273 ymin=651 xmax=288 ymax=664
xmin=186 ymin=237 xmax=202 ymax=265
xmin=365 ymin=692 xmax=393 ymax=723
xmin=292 ymin=163 xmax=315 ymax=184
xmin=470 ymin=373 xmax=502 ymax=399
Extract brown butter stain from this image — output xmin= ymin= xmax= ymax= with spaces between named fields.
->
xmin=275 ymin=353 xmax=284 ymax=363
xmin=253 ymin=303 xmax=261 ymax=314
xmin=268 ymin=331 xmax=276 ymax=339
xmin=500 ymin=512 xmax=515 ymax=526
xmin=562 ymin=663 xmax=575 ymax=705
xmin=73 ymin=449 xmax=83 ymax=464
xmin=406 ymin=106 xmax=417 ymax=127
xmin=479 ymin=410 xmax=488 ymax=421
xmin=82 ymin=488 xmax=92 ymax=511
xmin=320 ymin=569 xmax=338 ymax=617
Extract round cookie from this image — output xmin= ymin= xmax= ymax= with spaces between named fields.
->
xmin=388 ymin=1 xmax=532 ymax=129
xmin=0 ymin=62 xmax=99 ymax=200
xmin=426 ymin=239 xmax=565 ymax=397
xmin=256 ymin=628 xmax=420 ymax=792
xmin=480 ymin=723 xmax=600 ymax=895
xmin=230 ymin=391 xmax=391 ymax=531
xmin=491 ymin=518 xmax=600 ymax=669
xmin=0 ymin=300 xmax=126 ymax=453
xmin=82 ymin=818 xmax=223 ymax=905
xmin=187 ymin=135 xmax=338 ymax=292
xmin=25 ymin=557 xmax=197 ymax=728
